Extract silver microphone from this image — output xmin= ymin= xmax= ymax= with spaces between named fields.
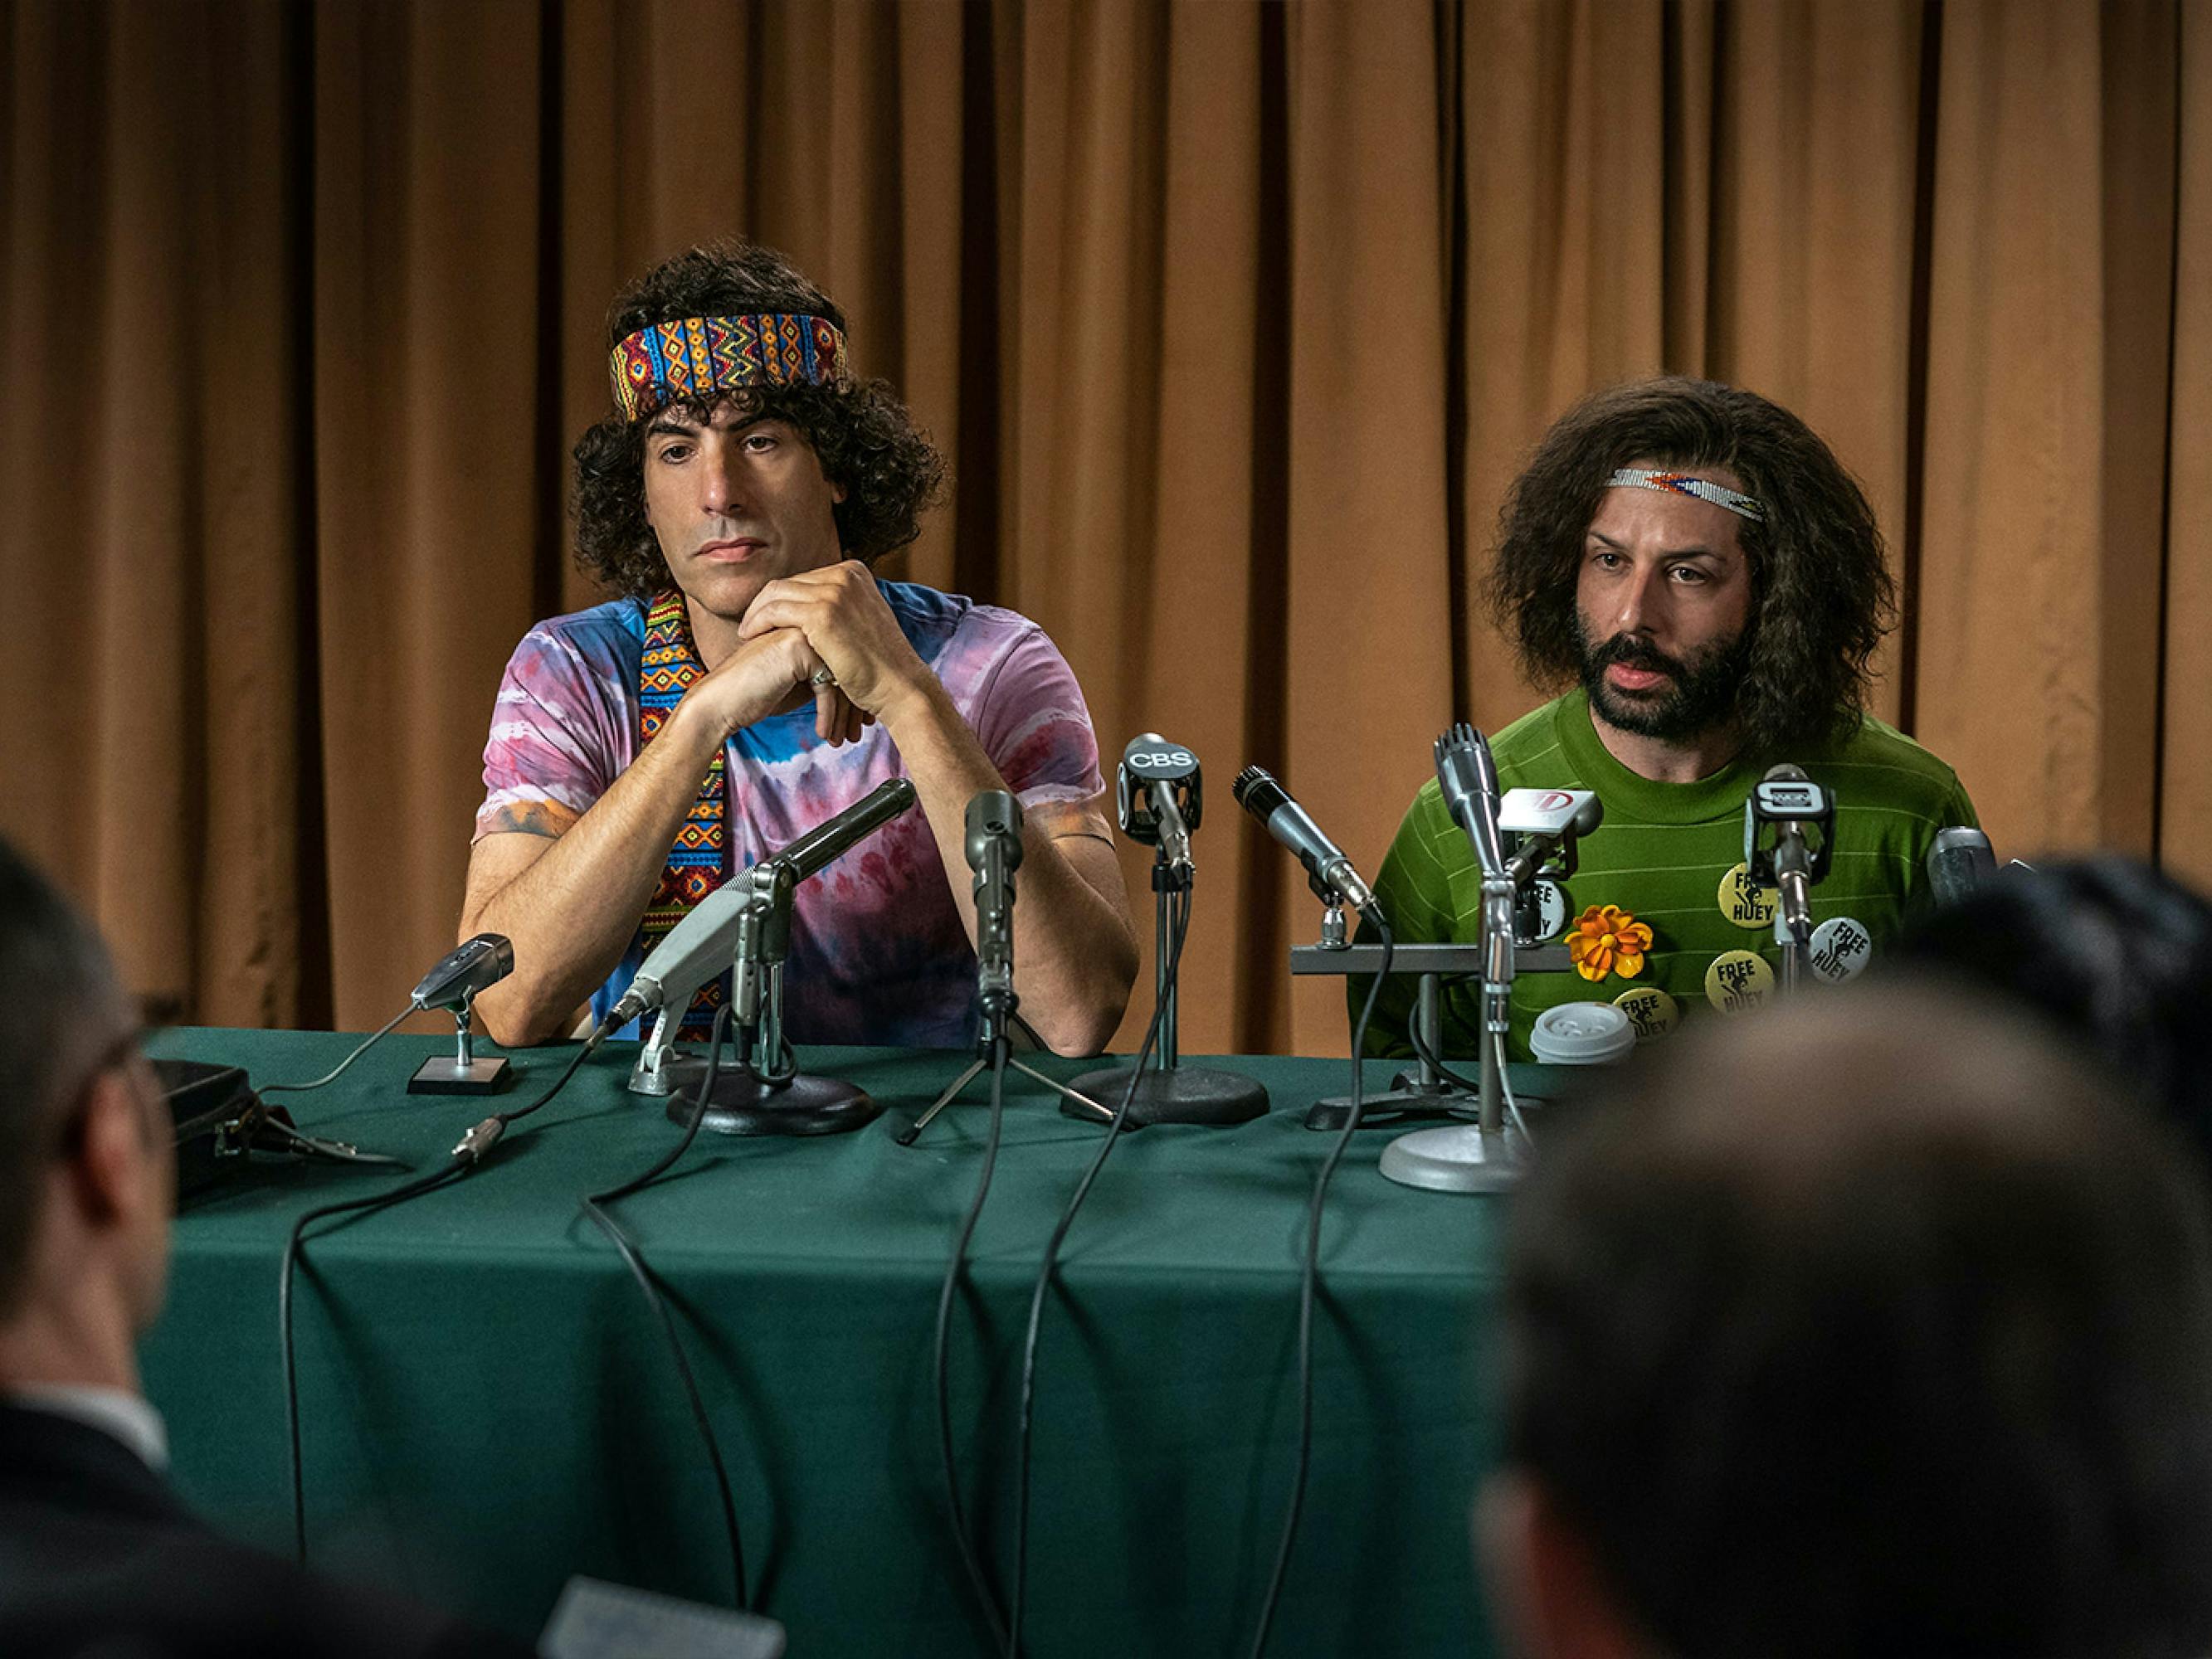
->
xmin=1435 ymin=725 xmax=1513 ymax=1034
xmin=1230 ymin=766 xmax=1376 ymax=913
xmin=609 ymin=778 xmax=918 ymax=1029
xmin=411 ymin=934 xmax=515 ymax=1012
xmin=1926 ymin=826 xmax=1995 ymax=908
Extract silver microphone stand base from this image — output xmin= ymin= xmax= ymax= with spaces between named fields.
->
xmin=1376 ymin=1122 xmax=1527 ymax=1194
xmin=660 ymin=1067 xmax=881 ymax=1136
xmin=1064 ymin=1065 xmax=1269 ymax=1129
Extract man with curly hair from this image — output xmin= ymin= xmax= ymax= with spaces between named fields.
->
xmin=461 ymin=242 xmax=1135 ymax=1054
xmin=1363 ymin=378 xmax=1978 ymax=1062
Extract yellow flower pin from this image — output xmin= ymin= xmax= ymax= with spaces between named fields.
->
xmin=1568 ymin=903 xmax=1654 ymax=982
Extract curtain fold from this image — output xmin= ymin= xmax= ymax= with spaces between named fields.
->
xmin=2 ymin=0 xmax=2201 ymax=1056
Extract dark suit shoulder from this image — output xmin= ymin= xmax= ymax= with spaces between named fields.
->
xmin=0 ymin=1406 xmax=529 ymax=1659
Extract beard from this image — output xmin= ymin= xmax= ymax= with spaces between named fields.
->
xmin=1574 ymin=613 xmax=1753 ymax=742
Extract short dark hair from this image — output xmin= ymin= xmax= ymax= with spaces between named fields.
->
xmin=1890 ymin=856 xmax=2212 ymax=1175
xmin=0 ymin=839 xmax=134 ymax=1316
xmin=1488 ymin=377 xmax=1895 ymax=755
xmin=1500 ymin=990 xmax=2212 ymax=1659
xmin=571 ymin=241 xmax=947 ymax=600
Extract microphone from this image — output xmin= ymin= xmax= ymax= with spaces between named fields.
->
xmin=411 ymin=933 xmax=515 ymax=1011
xmin=1926 ymin=826 xmax=1995 ymax=908
xmin=1118 ymin=733 xmax=1200 ymax=873
xmin=1745 ymin=764 xmax=1833 ymax=950
xmin=775 ymin=777 xmax=917 ymax=883
xmin=1434 ymin=726 xmax=1516 ymax=1033
xmin=966 ymin=791 xmax=1025 ymax=1011
xmin=1230 ymin=766 xmax=1376 ymax=913
xmin=1498 ymin=787 xmax=1605 ymax=888
xmin=610 ymin=778 xmax=919 ymax=1029
xmin=1434 ymin=723 xmax=1510 ymax=881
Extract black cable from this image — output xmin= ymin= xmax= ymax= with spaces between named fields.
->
xmin=933 ymin=1033 xmax=1014 ymax=1652
xmin=1006 ymin=885 xmax=1193 ymax=1656
xmin=257 ymin=1002 xmax=413 ymax=1093
xmin=1248 ymin=917 xmax=1394 ymax=1659
xmin=279 ymin=1032 xmax=605 ymax=1564
xmin=279 ymin=1162 xmax=466 ymax=1563
xmin=1402 ymin=1012 xmax=1483 ymax=1097
xmin=578 ymin=1004 xmax=750 ymax=1611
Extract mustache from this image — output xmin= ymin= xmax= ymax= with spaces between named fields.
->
xmin=1592 ymin=635 xmax=1685 ymax=678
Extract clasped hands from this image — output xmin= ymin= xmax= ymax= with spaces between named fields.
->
xmin=689 ymin=560 xmax=929 ymax=746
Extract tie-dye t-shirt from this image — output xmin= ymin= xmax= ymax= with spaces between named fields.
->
xmin=475 ymin=581 xmax=1110 ymax=1048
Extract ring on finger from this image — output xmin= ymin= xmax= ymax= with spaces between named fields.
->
xmin=809 ymin=667 xmax=838 ymax=688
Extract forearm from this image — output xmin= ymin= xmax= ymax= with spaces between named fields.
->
xmin=465 ymin=703 xmax=725 ymax=1045
xmin=879 ymin=680 xmax=1138 ymax=1054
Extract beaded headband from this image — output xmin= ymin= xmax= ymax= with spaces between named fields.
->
xmin=1605 ymin=468 xmax=1766 ymax=522
xmin=609 ymin=313 xmax=847 ymax=420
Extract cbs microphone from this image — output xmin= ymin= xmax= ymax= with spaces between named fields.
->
xmin=1118 ymin=733 xmax=1200 ymax=873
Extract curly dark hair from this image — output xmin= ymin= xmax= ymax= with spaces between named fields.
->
xmin=572 ymin=240 xmax=947 ymax=599
xmin=1488 ymin=377 xmax=1895 ymax=756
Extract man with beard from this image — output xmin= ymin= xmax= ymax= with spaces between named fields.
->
xmin=1362 ymin=378 xmax=1977 ymax=1061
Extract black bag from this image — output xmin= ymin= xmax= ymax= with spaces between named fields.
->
xmin=157 ymin=1058 xmax=402 ymax=1196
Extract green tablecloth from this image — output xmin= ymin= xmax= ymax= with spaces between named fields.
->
xmin=142 ymin=1028 xmax=1549 ymax=1656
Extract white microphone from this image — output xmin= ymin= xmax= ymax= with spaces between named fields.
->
xmin=606 ymin=883 xmax=755 ymax=1031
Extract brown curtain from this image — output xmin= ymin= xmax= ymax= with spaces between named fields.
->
xmin=2 ymin=0 xmax=2202 ymax=1058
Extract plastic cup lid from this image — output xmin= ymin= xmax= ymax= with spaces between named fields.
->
xmin=1529 ymin=1000 xmax=1636 ymax=1064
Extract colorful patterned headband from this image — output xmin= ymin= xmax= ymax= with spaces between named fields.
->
xmin=1605 ymin=468 xmax=1766 ymax=522
xmin=610 ymin=313 xmax=847 ymax=420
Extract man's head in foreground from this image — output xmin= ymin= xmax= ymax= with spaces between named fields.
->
xmin=571 ymin=239 xmax=945 ymax=623
xmin=1488 ymin=377 xmax=1894 ymax=758
xmin=0 ymin=839 xmax=169 ymax=1390
xmin=1483 ymin=987 xmax=2212 ymax=1659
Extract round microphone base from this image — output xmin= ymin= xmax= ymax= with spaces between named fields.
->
xmin=1304 ymin=1084 xmax=1473 ymax=1132
xmin=1061 ymin=1065 xmax=1269 ymax=1129
xmin=662 ymin=1070 xmax=882 ymax=1136
xmin=1376 ymin=1121 xmax=1527 ymax=1194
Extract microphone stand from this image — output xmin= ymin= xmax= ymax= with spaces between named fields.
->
xmin=894 ymin=1008 xmax=1116 ymax=1146
xmin=631 ymin=857 xmax=883 ymax=1136
xmin=1374 ymin=874 xmax=1530 ymax=1194
xmin=1065 ymin=844 xmax=1269 ymax=1129
xmin=897 ymin=812 xmax=1117 ymax=1146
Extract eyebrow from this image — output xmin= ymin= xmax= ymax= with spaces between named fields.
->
xmin=1589 ymin=530 xmax=1728 ymax=561
xmin=645 ymin=412 xmax=772 ymax=440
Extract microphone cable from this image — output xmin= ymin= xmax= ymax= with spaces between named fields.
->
xmin=278 ymin=1025 xmax=610 ymax=1564
xmin=1401 ymin=1010 xmax=1535 ymax=1147
xmin=579 ymin=1003 xmax=750 ymax=1611
xmin=933 ymin=1031 xmax=1015 ymax=1652
xmin=1005 ymin=884 xmax=1193 ymax=1656
xmin=1248 ymin=917 xmax=1394 ymax=1659
xmin=256 ymin=1002 xmax=415 ymax=1094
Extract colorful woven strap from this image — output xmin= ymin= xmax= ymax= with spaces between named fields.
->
xmin=638 ymin=588 xmax=727 ymax=1036
xmin=610 ymin=313 xmax=847 ymax=420
xmin=1605 ymin=468 xmax=1766 ymax=522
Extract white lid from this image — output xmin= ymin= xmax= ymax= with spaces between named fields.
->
xmin=1529 ymin=1001 xmax=1637 ymax=1065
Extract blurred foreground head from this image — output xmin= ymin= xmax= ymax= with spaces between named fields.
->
xmin=1483 ymin=987 xmax=2212 ymax=1659
xmin=1892 ymin=854 xmax=2212 ymax=1171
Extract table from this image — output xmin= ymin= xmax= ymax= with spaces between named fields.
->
xmin=142 ymin=1028 xmax=1553 ymax=1657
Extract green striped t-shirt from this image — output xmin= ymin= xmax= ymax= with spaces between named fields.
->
xmin=1357 ymin=688 xmax=1978 ymax=1062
